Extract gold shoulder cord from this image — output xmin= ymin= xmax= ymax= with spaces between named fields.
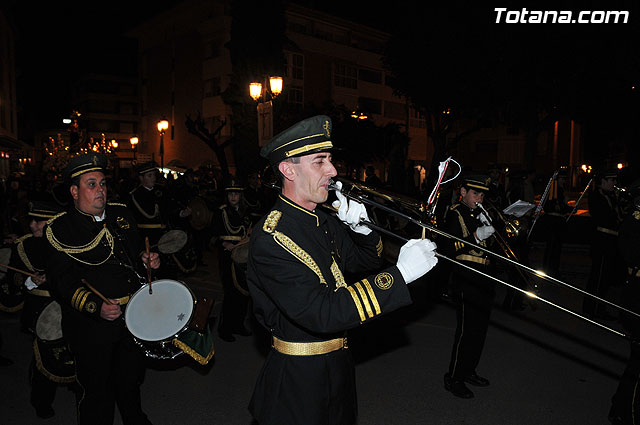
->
xmin=131 ymin=192 xmax=160 ymax=219
xmin=17 ymin=238 xmax=37 ymax=272
xmin=46 ymin=224 xmax=115 ymax=266
xmin=453 ymin=209 xmax=486 ymax=256
xmin=263 ymin=210 xmax=327 ymax=286
xmin=222 ymin=208 xmax=246 ymax=236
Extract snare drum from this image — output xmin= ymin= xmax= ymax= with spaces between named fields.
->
xmin=125 ymin=279 xmax=196 ymax=360
xmin=33 ymin=300 xmax=75 ymax=382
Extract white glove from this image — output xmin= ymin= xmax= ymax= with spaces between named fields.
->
xmin=396 ymin=239 xmax=438 ymax=284
xmin=478 ymin=212 xmax=491 ymax=226
xmin=332 ymin=181 xmax=372 ymax=235
xmin=475 ymin=225 xmax=495 ymax=241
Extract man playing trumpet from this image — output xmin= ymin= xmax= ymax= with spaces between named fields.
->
xmin=247 ymin=115 xmax=438 ymax=425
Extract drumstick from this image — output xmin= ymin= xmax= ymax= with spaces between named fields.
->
xmin=0 ymin=263 xmax=38 ymax=278
xmin=145 ymin=237 xmax=153 ymax=294
xmin=81 ymin=279 xmax=115 ymax=305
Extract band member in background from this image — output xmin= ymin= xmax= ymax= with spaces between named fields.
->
xmin=244 ymin=169 xmax=269 ymax=224
xmin=215 ymin=177 xmax=252 ymax=342
xmin=128 ymin=161 xmax=191 ymax=246
xmin=608 ymin=180 xmax=640 ymax=425
xmin=444 ymin=175 xmax=496 ymax=399
xmin=45 ymin=154 xmax=160 ymax=425
xmin=247 ymin=115 xmax=438 ymax=425
xmin=541 ymin=169 xmax=570 ymax=276
xmin=583 ymin=169 xmax=623 ymax=320
xmin=18 ymin=200 xmax=76 ymax=419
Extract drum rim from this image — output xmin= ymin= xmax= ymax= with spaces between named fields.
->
xmin=125 ymin=279 xmax=195 ymax=342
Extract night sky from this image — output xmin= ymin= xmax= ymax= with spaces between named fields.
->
xmin=5 ymin=0 xmax=639 ymax=158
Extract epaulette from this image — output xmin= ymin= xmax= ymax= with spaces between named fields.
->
xmin=263 ymin=210 xmax=282 ymax=234
xmin=47 ymin=211 xmax=67 ymax=225
xmin=450 ymin=204 xmax=461 ymax=211
xmin=633 ymin=210 xmax=640 ymax=220
xmin=219 ymin=204 xmax=228 ymax=210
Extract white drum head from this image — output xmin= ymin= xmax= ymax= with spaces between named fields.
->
xmin=125 ymin=280 xmax=194 ymax=342
xmin=157 ymin=230 xmax=188 ymax=254
xmin=36 ymin=301 xmax=63 ymax=342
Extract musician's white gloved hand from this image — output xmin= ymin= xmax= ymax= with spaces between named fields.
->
xmin=332 ymin=181 xmax=372 ymax=235
xmin=396 ymin=238 xmax=438 ymax=284
xmin=478 ymin=212 xmax=491 ymax=226
xmin=475 ymin=225 xmax=495 ymax=241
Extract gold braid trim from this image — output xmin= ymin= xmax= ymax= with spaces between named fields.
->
xmin=354 ymin=281 xmax=374 ymax=319
xmin=331 ymin=258 xmax=346 ymax=291
xmin=222 ymin=208 xmax=246 ymax=236
xmin=17 ymin=237 xmax=37 ymax=272
xmin=263 ymin=210 xmax=282 ymax=233
xmin=107 ymin=202 xmax=127 ymax=207
xmin=272 ymin=232 xmax=326 ymax=285
xmin=131 ymin=192 xmax=160 ymax=219
xmin=361 ymin=279 xmax=381 ymax=315
xmin=453 ymin=208 xmax=486 ymax=257
xmin=33 ymin=339 xmax=76 ymax=383
xmin=346 ymin=286 xmax=366 ymax=322
xmin=376 ymin=237 xmax=384 ymax=257
xmin=262 ymin=209 xmax=327 ymax=285
xmin=46 ymin=224 xmax=115 ymax=266
xmin=172 ymin=338 xmax=215 ymax=365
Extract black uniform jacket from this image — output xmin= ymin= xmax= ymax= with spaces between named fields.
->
xmin=45 ymin=203 xmax=146 ymax=344
xmin=128 ymin=185 xmax=167 ymax=233
xmin=446 ymin=202 xmax=495 ymax=280
xmin=589 ymin=188 xmax=621 ymax=235
xmin=16 ymin=234 xmax=50 ymax=332
xmin=247 ymin=194 xmax=412 ymax=425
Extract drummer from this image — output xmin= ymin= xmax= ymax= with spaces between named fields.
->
xmin=127 ymin=161 xmax=191 ymax=246
xmin=44 ymin=153 xmax=160 ymax=425
xmin=215 ymin=176 xmax=252 ymax=342
xmin=17 ymin=200 xmax=75 ymax=418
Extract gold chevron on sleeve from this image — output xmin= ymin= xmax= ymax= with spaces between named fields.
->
xmin=376 ymin=237 xmax=383 ymax=257
xmin=361 ymin=279 xmax=381 ymax=316
xmin=346 ymin=286 xmax=366 ymax=322
xmin=77 ymin=291 xmax=91 ymax=311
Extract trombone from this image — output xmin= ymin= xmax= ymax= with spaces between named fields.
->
xmin=328 ymin=178 xmax=637 ymax=341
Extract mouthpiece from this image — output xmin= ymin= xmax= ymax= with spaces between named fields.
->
xmin=327 ymin=179 xmax=338 ymax=191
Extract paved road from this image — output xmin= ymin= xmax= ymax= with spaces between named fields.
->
xmin=0 ymin=242 xmax=629 ymax=424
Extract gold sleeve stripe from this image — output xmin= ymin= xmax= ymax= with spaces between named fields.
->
xmin=72 ymin=288 xmax=86 ymax=309
xmin=361 ymin=279 xmax=381 ymax=315
xmin=78 ymin=291 xmax=91 ymax=311
xmin=354 ymin=281 xmax=374 ymax=319
xmin=346 ymin=286 xmax=366 ymax=322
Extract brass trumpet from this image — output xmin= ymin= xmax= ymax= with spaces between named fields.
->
xmin=328 ymin=178 xmax=638 ymax=341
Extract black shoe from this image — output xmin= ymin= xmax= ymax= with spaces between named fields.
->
xmin=33 ymin=404 xmax=55 ymax=419
xmin=218 ymin=330 xmax=236 ymax=342
xmin=465 ymin=373 xmax=490 ymax=387
xmin=232 ymin=327 xmax=252 ymax=337
xmin=444 ymin=373 xmax=474 ymax=399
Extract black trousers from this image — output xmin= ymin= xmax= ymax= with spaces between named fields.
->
xmin=218 ymin=254 xmax=249 ymax=334
xmin=70 ymin=335 xmax=151 ymax=425
xmin=583 ymin=232 xmax=619 ymax=316
xmin=448 ymin=268 xmax=495 ymax=379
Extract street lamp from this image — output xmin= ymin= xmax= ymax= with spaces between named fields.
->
xmin=157 ymin=119 xmax=169 ymax=170
xmin=248 ymin=76 xmax=283 ymax=146
xmin=130 ymin=136 xmax=139 ymax=161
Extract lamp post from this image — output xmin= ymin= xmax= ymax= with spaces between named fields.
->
xmin=130 ymin=136 xmax=139 ymax=162
xmin=249 ymin=76 xmax=283 ymax=146
xmin=157 ymin=119 xmax=169 ymax=171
